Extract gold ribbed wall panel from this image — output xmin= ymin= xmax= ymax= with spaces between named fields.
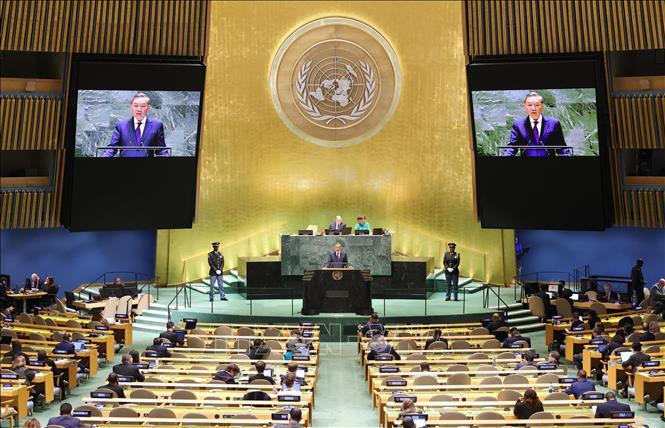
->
xmin=465 ymin=0 xmax=665 ymax=55
xmin=0 ymin=96 xmax=63 ymax=150
xmin=613 ymin=94 xmax=665 ymax=149
xmin=155 ymin=1 xmax=516 ymax=286
xmin=0 ymin=0 xmax=208 ymax=55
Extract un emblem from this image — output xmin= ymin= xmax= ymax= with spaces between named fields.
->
xmin=270 ymin=17 xmax=401 ymax=148
xmin=332 ymin=271 xmax=344 ymax=281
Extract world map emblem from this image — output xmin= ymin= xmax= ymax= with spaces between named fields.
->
xmin=270 ymin=18 xmax=401 ymax=147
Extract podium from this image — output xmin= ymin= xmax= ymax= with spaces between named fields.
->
xmin=301 ymin=268 xmax=373 ymax=315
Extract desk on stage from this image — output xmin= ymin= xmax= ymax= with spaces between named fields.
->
xmin=301 ymin=268 xmax=373 ymax=315
xmin=281 ymin=234 xmax=391 ymax=276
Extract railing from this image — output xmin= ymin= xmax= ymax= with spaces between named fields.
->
xmin=77 ymin=271 xmax=159 ymax=301
xmin=482 ymin=284 xmax=510 ymax=313
xmin=167 ymin=282 xmax=193 ymax=322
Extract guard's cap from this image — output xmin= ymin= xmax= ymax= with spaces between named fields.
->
xmin=212 ymin=242 xmax=220 ymax=246
xmin=448 ymin=242 xmax=456 ymax=247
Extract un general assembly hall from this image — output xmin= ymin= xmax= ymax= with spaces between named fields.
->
xmin=1 ymin=1 xmax=664 ymax=427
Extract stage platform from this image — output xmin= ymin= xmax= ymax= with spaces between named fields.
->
xmin=149 ymin=282 xmax=522 ymax=341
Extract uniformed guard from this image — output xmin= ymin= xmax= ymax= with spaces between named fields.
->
xmin=208 ymin=242 xmax=226 ymax=301
xmin=443 ymin=242 xmax=461 ymax=301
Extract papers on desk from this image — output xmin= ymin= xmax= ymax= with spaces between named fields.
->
xmin=620 ymin=351 xmax=633 ymax=363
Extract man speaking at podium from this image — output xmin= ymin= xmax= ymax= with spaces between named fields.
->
xmin=327 ymin=243 xmax=349 ymax=268
xmin=503 ymin=91 xmax=570 ymax=157
xmin=102 ymin=93 xmax=169 ymax=157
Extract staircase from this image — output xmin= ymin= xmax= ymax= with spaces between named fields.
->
xmin=489 ymin=301 xmax=545 ymax=332
xmin=133 ymin=302 xmax=169 ymax=333
xmin=430 ymin=269 xmax=486 ymax=294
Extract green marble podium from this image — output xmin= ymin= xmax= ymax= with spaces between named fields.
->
xmin=281 ymin=234 xmax=392 ymax=276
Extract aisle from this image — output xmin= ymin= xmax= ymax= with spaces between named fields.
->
xmin=312 ymin=342 xmax=378 ymax=427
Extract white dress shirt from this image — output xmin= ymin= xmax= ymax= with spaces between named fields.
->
xmin=133 ymin=117 xmax=146 ymax=141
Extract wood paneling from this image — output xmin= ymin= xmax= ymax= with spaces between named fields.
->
xmin=0 ymin=95 xmax=63 ymax=150
xmin=1 ymin=1 xmax=209 ymax=229
xmin=464 ymin=0 xmax=664 ymax=55
xmin=613 ymin=94 xmax=665 ymax=149
xmin=1 ymin=0 xmax=208 ymax=56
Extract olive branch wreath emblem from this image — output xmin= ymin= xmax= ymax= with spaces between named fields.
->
xmin=295 ymin=60 xmax=376 ymax=125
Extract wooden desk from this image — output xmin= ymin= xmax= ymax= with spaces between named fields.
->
xmin=5 ymin=292 xmax=47 ymax=312
xmin=634 ymin=370 xmax=665 ymax=404
xmin=8 ymin=323 xmax=115 ymax=360
xmin=573 ymin=301 xmax=634 ymax=311
xmin=40 ymin=313 xmax=133 ymax=346
xmin=0 ymin=384 xmax=28 ymax=418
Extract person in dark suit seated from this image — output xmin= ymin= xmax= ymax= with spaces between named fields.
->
xmin=4 ymin=340 xmax=28 ymax=362
xmin=602 ymin=329 xmax=626 ymax=361
xmin=246 ymin=339 xmax=270 ymax=360
xmin=540 ymin=350 xmax=560 ymax=367
xmin=564 ymin=369 xmax=595 ymax=398
xmin=100 ymin=372 xmax=125 ymax=399
xmin=40 ymin=276 xmax=59 ymax=306
xmin=638 ymin=321 xmax=659 ymax=342
xmin=360 ymin=313 xmax=386 ymax=337
xmin=47 ymin=402 xmax=91 ymax=428
xmin=598 ymin=283 xmax=620 ymax=303
xmin=145 ymin=338 xmax=171 ymax=357
xmin=328 ymin=215 xmax=346 ymax=233
xmin=0 ymin=304 xmax=15 ymax=319
xmin=102 ymin=93 xmax=168 ymax=158
xmin=366 ymin=335 xmax=401 ymax=361
xmin=621 ymin=341 xmax=651 ymax=374
xmin=513 ymin=388 xmax=544 ymax=419
xmin=594 ymin=391 xmax=630 ymax=418
xmin=503 ymin=91 xmax=570 ymax=157
xmin=515 ymin=351 xmax=538 ymax=369
xmin=327 ymin=243 xmax=349 ymax=268
xmin=112 ymin=353 xmax=145 ymax=382
xmin=25 ymin=273 xmax=44 ymax=291
xmin=247 ymin=360 xmax=275 ymax=385
xmin=503 ymin=328 xmax=531 ymax=348
xmin=159 ymin=321 xmax=184 ymax=346
xmin=424 ymin=329 xmax=448 ymax=350
xmin=487 ymin=312 xmax=508 ymax=335
xmin=54 ymin=332 xmax=76 ymax=354
xmin=213 ymin=363 xmax=240 ymax=384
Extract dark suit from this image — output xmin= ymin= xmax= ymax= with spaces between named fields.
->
xmin=594 ymin=399 xmax=631 ymax=418
xmin=534 ymin=291 xmax=555 ymax=317
xmin=112 ymin=362 xmax=145 ymax=382
xmin=327 ymin=251 xmax=349 ymax=268
xmin=100 ymin=383 xmax=125 ymax=399
xmin=622 ymin=351 xmax=651 ymax=374
xmin=159 ymin=330 xmax=184 ymax=346
xmin=630 ymin=265 xmax=646 ymax=304
xmin=248 ymin=373 xmax=275 ymax=384
xmin=54 ymin=341 xmax=75 ymax=354
xmin=503 ymin=335 xmax=531 ymax=348
xmin=443 ymin=251 xmax=460 ymax=300
xmin=328 ymin=222 xmax=346 ymax=232
xmin=46 ymin=415 xmax=90 ymax=428
xmin=102 ymin=116 xmax=168 ymax=157
xmin=598 ymin=290 xmax=619 ymax=303
xmin=564 ymin=379 xmax=595 ymax=398
xmin=504 ymin=116 xmax=569 ymax=157
xmin=146 ymin=344 xmax=170 ymax=357
xmin=208 ymin=249 xmax=225 ymax=300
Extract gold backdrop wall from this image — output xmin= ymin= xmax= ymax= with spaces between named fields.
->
xmin=155 ymin=1 xmax=515 ymax=285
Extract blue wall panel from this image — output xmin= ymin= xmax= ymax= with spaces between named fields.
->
xmin=516 ymin=228 xmax=665 ymax=286
xmin=0 ymin=228 xmax=156 ymax=294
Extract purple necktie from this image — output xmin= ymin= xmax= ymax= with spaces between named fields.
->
xmin=525 ymin=120 xmax=547 ymax=157
xmin=135 ymin=122 xmax=142 ymax=146
xmin=533 ymin=121 xmax=540 ymax=143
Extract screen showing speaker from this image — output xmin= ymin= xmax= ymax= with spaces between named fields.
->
xmin=74 ymin=90 xmax=201 ymax=158
xmin=467 ymin=56 xmax=611 ymax=230
xmin=62 ymin=56 xmax=206 ymax=231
